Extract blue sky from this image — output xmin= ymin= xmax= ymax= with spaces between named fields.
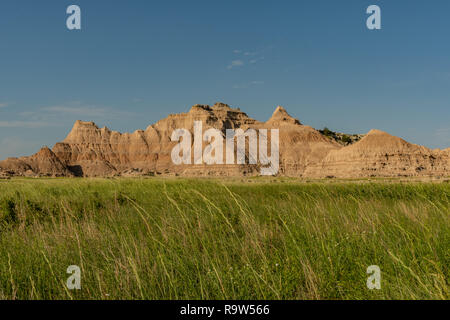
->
xmin=0 ymin=0 xmax=449 ymax=159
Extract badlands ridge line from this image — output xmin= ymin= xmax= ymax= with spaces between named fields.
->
xmin=0 ymin=103 xmax=448 ymax=178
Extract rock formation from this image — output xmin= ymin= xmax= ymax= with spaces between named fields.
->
xmin=0 ymin=147 xmax=73 ymax=177
xmin=304 ymin=129 xmax=449 ymax=178
xmin=0 ymin=103 xmax=448 ymax=178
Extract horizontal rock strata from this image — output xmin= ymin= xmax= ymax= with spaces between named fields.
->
xmin=1 ymin=103 xmax=448 ymax=178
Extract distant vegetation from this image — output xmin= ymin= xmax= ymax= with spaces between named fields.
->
xmin=319 ymin=127 xmax=363 ymax=145
xmin=341 ymin=134 xmax=352 ymax=144
xmin=321 ymin=127 xmax=334 ymax=137
xmin=0 ymin=178 xmax=448 ymax=299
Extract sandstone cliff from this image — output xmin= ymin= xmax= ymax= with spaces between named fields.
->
xmin=0 ymin=147 xmax=73 ymax=177
xmin=304 ymin=129 xmax=449 ymax=178
xmin=0 ymin=103 xmax=448 ymax=178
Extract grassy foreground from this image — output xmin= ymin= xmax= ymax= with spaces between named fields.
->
xmin=0 ymin=178 xmax=448 ymax=300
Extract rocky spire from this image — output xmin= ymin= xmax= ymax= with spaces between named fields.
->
xmin=267 ymin=106 xmax=301 ymax=125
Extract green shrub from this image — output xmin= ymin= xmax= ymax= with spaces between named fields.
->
xmin=321 ymin=127 xmax=336 ymax=137
xmin=341 ymin=134 xmax=351 ymax=144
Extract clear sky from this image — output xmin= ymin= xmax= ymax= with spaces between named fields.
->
xmin=0 ymin=0 xmax=449 ymax=159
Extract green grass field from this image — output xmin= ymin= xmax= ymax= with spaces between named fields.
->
xmin=0 ymin=178 xmax=448 ymax=300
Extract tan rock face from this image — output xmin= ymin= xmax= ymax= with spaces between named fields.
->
xmin=51 ymin=103 xmax=264 ymax=176
xmin=304 ymin=129 xmax=450 ymax=178
xmin=1 ymin=103 xmax=449 ymax=178
xmin=0 ymin=147 xmax=73 ymax=177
